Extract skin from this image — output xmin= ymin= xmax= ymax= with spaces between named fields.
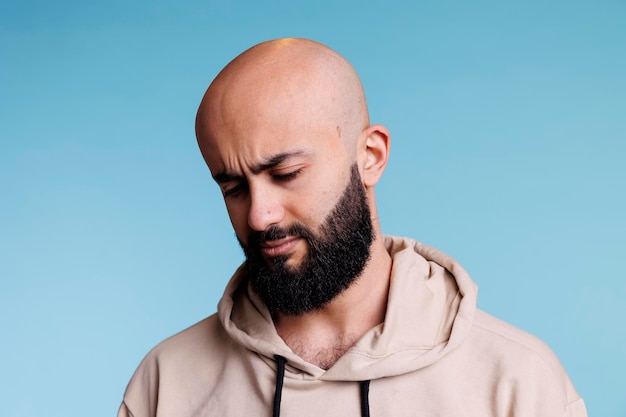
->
xmin=196 ymin=38 xmax=392 ymax=368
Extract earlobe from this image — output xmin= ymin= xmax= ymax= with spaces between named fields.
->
xmin=360 ymin=124 xmax=390 ymax=187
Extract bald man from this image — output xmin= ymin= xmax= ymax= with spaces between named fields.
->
xmin=118 ymin=39 xmax=586 ymax=417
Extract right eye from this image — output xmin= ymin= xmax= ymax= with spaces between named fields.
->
xmin=223 ymin=182 xmax=247 ymax=198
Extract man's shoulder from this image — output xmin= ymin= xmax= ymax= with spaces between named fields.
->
xmin=466 ymin=309 xmax=580 ymax=399
xmin=125 ymin=312 xmax=238 ymax=386
xmin=120 ymin=314 xmax=241 ymax=416
xmin=142 ymin=313 xmax=228 ymax=363
xmin=458 ymin=310 xmax=585 ymax=413
xmin=471 ymin=309 xmax=561 ymax=366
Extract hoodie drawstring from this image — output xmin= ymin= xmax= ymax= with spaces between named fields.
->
xmin=359 ymin=380 xmax=371 ymax=417
xmin=272 ymin=355 xmax=371 ymax=417
xmin=273 ymin=355 xmax=286 ymax=417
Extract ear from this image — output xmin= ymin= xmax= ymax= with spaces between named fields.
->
xmin=358 ymin=124 xmax=390 ymax=187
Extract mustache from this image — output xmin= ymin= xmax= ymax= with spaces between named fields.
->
xmin=248 ymin=223 xmax=313 ymax=247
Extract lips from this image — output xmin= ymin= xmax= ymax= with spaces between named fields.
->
xmin=260 ymin=237 xmax=301 ymax=258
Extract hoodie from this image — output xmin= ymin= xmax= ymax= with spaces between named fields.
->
xmin=118 ymin=236 xmax=587 ymax=416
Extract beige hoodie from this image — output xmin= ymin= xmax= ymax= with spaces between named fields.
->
xmin=118 ymin=236 xmax=587 ymax=416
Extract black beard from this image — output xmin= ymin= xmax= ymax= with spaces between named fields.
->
xmin=239 ymin=164 xmax=374 ymax=316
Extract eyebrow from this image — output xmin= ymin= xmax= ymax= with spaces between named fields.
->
xmin=212 ymin=149 xmax=311 ymax=183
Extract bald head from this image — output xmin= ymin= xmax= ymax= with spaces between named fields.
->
xmin=195 ymin=38 xmax=370 ymax=165
xmin=193 ymin=38 xmax=391 ymax=290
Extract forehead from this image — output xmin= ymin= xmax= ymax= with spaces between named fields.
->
xmin=199 ymin=111 xmax=343 ymax=177
xmin=196 ymin=51 xmax=355 ymax=175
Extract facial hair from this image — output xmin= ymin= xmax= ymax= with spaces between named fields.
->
xmin=240 ymin=164 xmax=374 ymax=316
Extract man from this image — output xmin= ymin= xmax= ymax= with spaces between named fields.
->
xmin=118 ymin=38 xmax=586 ymax=416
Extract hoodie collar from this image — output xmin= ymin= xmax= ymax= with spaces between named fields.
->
xmin=218 ymin=236 xmax=478 ymax=381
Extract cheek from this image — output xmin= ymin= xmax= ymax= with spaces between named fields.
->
xmin=294 ymin=185 xmax=339 ymax=228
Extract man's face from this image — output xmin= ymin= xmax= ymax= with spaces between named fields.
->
xmin=240 ymin=164 xmax=373 ymax=315
xmin=200 ymin=70 xmax=368 ymax=275
xmin=203 ymin=112 xmax=374 ymax=315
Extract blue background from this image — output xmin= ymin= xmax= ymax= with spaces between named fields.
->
xmin=1 ymin=0 xmax=624 ymax=416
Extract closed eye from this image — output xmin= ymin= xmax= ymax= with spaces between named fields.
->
xmin=272 ymin=168 xmax=303 ymax=182
xmin=223 ymin=182 xmax=248 ymax=198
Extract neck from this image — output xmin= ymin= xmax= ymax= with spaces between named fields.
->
xmin=274 ymin=233 xmax=392 ymax=369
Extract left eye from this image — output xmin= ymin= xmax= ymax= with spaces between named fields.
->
xmin=272 ymin=169 xmax=302 ymax=181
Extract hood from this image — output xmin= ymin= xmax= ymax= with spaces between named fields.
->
xmin=217 ymin=235 xmax=477 ymax=382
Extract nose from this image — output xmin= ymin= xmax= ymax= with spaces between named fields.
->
xmin=247 ymin=184 xmax=285 ymax=232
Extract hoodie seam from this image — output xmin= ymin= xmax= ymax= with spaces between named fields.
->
xmin=347 ymin=344 xmax=441 ymax=360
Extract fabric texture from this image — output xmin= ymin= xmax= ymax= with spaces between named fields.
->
xmin=118 ymin=236 xmax=587 ymax=417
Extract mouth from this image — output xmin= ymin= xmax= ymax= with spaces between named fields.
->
xmin=259 ymin=236 xmax=301 ymax=258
